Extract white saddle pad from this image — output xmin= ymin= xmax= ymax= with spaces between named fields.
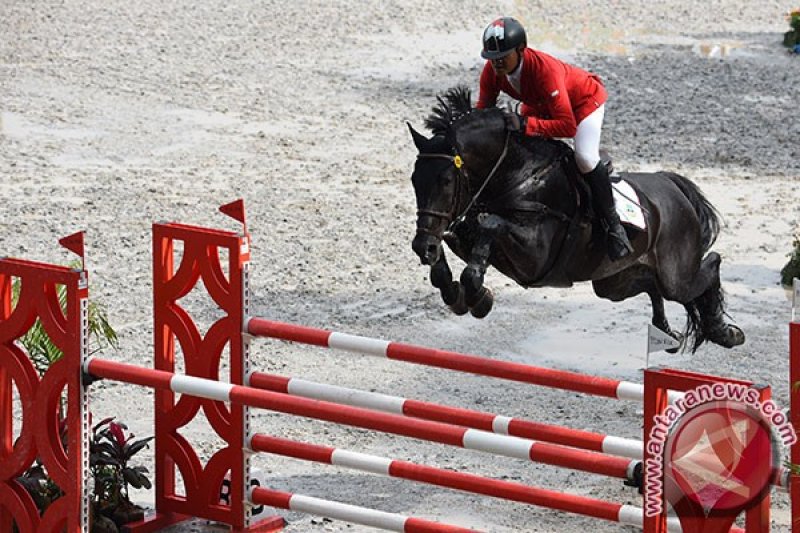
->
xmin=612 ymin=180 xmax=646 ymax=230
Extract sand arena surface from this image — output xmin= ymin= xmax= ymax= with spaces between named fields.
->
xmin=2 ymin=1 xmax=800 ymax=531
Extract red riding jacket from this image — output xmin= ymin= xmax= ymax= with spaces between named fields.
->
xmin=476 ymin=48 xmax=607 ymax=138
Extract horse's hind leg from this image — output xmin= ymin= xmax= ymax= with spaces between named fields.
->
xmin=659 ymin=252 xmax=745 ymax=351
xmin=689 ymin=285 xmax=745 ymax=350
xmin=683 ymin=253 xmax=745 ymax=351
xmin=592 ymin=265 xmax=683 ymax=350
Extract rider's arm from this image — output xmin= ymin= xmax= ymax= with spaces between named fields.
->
xmin=523 ymin=73 xmax=577 ymax=138
xmin=475 ymin=62 xmax=499 ymax=109
xmin=514 ymin=52 xmax=579 ymax=138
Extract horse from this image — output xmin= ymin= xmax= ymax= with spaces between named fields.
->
xmin=408 ymin=86 xmax=744 ymax=352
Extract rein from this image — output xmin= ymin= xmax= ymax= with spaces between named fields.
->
xmin=413 ymin=126 xmax=582 ymax=286
xmin=416 ymin=131 xmax=511 ymax=233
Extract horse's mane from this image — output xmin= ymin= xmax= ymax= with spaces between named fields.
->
xmin=424 ymin=85 xmax=478 ymax=136
xmin=424 ymin=85 xmax=572 ymax=170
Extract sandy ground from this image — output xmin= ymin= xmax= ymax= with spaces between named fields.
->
xmin=2 ymin=0 xmax=800 ymax=531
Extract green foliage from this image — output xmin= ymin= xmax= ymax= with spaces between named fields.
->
xmin=11 ymin=261 xmax=118 ymax=376
xmin=790 ymin=9 xmax=800 ymax=31
xmin=12 ymin=421 xmax=68 ymax=532
xmin=10 ymin=262 xmax=140 ymax=531
xmin=15 ymin=462 xmax=64 ymax=513
xmin=90 ymin=418 xmax=154 ymax=509
xmin=785 ymin=9 xmax=800 ymax=50
xmin=781 ymin=237 xmax=800 ymax=287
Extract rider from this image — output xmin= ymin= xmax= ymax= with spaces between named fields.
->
xmin=475 ymin=16 xmax=633 ymax=261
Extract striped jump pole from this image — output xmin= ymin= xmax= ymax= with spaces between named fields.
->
xmin=246 ymin=317 xmax=656 ymax=401
xmin=246 ymin=373 xmax=796 ymax=492
xmin=84 ymin=357 xmax=640 ymax=484
xmin=248 ymin=371 xmax=643 ymax=460
xmin=249 ymin=433 xmax=682 ymax=531
xmin=250 ymin=487 xmax=476 ymax=533
xmin=1 ymin=209 xmax=784 ymax=533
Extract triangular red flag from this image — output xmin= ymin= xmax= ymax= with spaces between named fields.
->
xmin=59 ymin=231 xmax=85 ymax=258
xmin=219 ymin=199 xmax=246 ymax=225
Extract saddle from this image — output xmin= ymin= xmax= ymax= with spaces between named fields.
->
xmin=525 ymin=143 xmax=621 ymax=286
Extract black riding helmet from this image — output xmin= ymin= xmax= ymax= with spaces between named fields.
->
xmin=481 ymin=17 xmax=527 ymax=60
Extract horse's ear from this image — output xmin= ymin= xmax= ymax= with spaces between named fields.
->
xmin=407 ymin=122 xmax=430 ymax=151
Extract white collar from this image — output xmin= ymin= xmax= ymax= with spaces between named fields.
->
xmin=506 ymin=54 xmax=524 ymax=92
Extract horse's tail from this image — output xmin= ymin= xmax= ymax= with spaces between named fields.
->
xmin=683 ymin=281 xmax=728 ymax=353
xmin=662 ymin=172 xmax=724 ymax=352
xmin=662 ymin=172 xmax=721 ymax=253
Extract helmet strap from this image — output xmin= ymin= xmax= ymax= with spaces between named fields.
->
xmin=507 ymin=50 xmax=523 ymax=75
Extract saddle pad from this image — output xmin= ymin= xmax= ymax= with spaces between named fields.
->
xmin=613 ymin=180 xmax=646 ymax=230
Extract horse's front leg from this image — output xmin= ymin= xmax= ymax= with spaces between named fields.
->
xmin=460 ymin=214 xmax=504 ymax=318
xmin=430 ymin=252 xmax=468 ymax=315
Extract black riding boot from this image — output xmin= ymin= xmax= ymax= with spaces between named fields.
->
xmin=584 ymin=162 xmax=633 ymax=261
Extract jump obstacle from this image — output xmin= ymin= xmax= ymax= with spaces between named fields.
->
xmin=0 ymin=201 xmax=796 ymax=533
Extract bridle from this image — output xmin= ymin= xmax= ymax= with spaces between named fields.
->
xmin=415 ymin=131 xmax=511 ymax=237
xmin=412 ymin=121 xmax=593 ymax=287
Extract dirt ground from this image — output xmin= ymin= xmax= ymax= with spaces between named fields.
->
xmin=2 ymin=0 xmax=800 ymax=531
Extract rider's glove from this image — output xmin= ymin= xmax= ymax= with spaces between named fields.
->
xmin=504 ymin=112 xmax=527 ymax=135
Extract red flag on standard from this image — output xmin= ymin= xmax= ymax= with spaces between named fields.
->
xmin=220 ymin=199 xmax=246 ymax=224
xmin=59 ymin=231 xmax=85 ymax=258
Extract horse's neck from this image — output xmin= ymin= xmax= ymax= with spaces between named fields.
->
xmin=479 ymin=140 xmax=580 ymax=214
xmin=501 ymin=141 xmax=568 ymax=186
xmin=519 ymin=137 xmax=572 ymax=163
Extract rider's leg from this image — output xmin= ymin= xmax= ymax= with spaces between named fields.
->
xmin=575 ymin=105 xmax=633 ymax=261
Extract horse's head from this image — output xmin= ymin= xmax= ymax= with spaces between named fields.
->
xmin=409 ymin=86 xmax=507 ymax=265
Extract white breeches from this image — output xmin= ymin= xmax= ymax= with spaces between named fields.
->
xmin=573 ymin=104 xmax=605 ymax=174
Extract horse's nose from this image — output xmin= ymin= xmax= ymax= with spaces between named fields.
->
xmin=412 ymin=234 xmax=441 ymax=265
xmin=411 ymin=234 xmax=427 ymax=259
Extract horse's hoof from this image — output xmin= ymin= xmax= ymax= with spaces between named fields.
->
xmin=724 ymin=325 xmax=746 ymax=347
xmin=666 ymin=330 xmax=684 ymax=354
xmin=442 ymin=282 xmax=469 ymax=316
xmin=449 ymin=300 xmax=469 ymax=316
xmin=709 ymin=324 xmax=746 ymax=348
xmin=469 ymin=287 xmax=494 ymax=319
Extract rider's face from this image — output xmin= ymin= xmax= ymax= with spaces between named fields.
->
xmin=491 ymin=50 xmax=520 ymax=76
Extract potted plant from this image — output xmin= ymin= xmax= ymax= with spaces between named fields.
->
xmin=90 ymin=418 xmax=154 ymax=529
xmin=9 ymin=265 xmax=153 ymax=532
xmin=784 ymin=8 xmax=800 ymax=53
xmin=781 ymin=236 xmax=800 ymax=300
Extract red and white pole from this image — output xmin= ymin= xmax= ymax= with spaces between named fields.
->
xmin=246 ymin=317 xmax=646 ymax=400
xmin=84 ymin=358 xmax=639 ymax=482
xmin=249 ymin=433 xmax=662 ymax=529
xmin=250 ymin=485 xmax=476 ymax=533
xmin=248 ymin=371 xmax=643 ymax=459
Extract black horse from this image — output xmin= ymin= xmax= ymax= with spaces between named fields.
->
xmin=408 ymin=86 xmax=744 ymax=352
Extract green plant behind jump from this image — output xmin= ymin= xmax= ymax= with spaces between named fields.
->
xmin=11 ymin=261 xmax=118 ymax=376
xmin=781 ymin=237 xmax=800 ymax=288
xmin=784 ymin=8 xmax=800 ymax=52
